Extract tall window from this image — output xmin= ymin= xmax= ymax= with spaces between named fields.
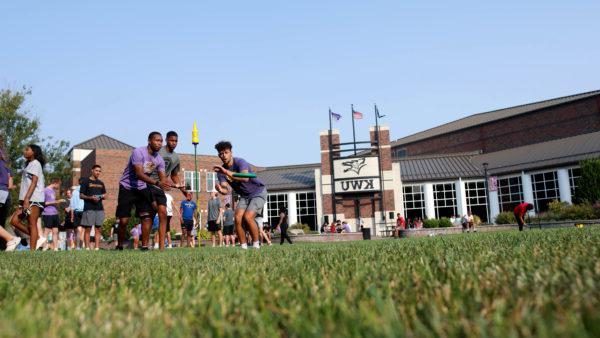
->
xmin=497 ymin=176 xmax=523 ymax=212
xmin=464 ymin=180 xmax=488 ymax=222
xmin=531 ymin=171 xmax=559 ymax=212
xmin=206 ymin=172 xmax=217 ymax=192
xmin=403 ymin=185 xmax=425 ymax=221
xmin=568 ymin=167 xmax=581 ymax=199
xmin=266 ymin=193 xmax=288 ymax=226
xmin=184 ymin=171 xmax=201 ymax=192
xmin=296 ymin=192 xmax=317 ymax=230
xmin=433 ymin=183 xmax=457 ymax=218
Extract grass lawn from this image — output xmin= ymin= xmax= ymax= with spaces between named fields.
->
xmin=1 ymin=227 xmax=599 ymax=337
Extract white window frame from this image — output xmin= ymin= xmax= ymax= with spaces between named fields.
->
xmin=206 ymin=172 xmax=217 ymax=192
xmin=403 ymin=184 xmax=425 ymax=219
xmin=497 ymin=175 xmax=523 ymax=212
xmin=531 ymin=170 xmax=559 ymax=211
xmin=184 ymin=171 xmax=201 ymax=192
xmin=433 ymin=182 xmax=457 ymax=218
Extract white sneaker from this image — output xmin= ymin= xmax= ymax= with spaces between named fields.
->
xmin=154 ymin=243 xmax=159 ymax=249
xmin=6 ymin=237 xmax=21 ymax=251
xmin=35 ymin=237 xmax=47 ymax=250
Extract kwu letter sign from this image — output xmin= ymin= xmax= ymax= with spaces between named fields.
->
xmin=333 ymin=156 xmax=381 ymax=193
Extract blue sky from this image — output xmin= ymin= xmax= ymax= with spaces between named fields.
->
xmin=2 ymin=1 xmax=599 ymax=166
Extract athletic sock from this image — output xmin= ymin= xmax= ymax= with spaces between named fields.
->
xmin=253 ymin=241 xmax=260 ymax=249
xmin=241 ymin=243 xmax=248 ymax=249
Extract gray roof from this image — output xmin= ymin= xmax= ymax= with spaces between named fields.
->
xmin=392 ymin=89 xmax=600 ymax=147
xmin=397 ymin=152 xmax=484 ymax=182
xmin=257 ymin=163 xmax=319 ymax=191
xmin=472 ymin=131 xmax=600 ymax=175
xmin=71 ymin=134 xmax=134 ymax=151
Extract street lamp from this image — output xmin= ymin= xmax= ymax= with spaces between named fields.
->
xmin=482 ymin=162 xmax=491 ymax=223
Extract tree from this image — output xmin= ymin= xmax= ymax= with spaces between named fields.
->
xmin=0 ymin=87 xmax=71 ymax=184
xmin=575 ymin=158 xmax=600 ymax=204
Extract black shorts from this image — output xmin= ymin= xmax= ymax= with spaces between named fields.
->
xmin=182 ymin=219 xmax=194 ymax=232
xmin=18 ymin=200 xmax=45 ymax=210
xmin=148 ymin=185 xmax=167 ymax=206
xmin=208 ymin=220 xmax=221 ymax=232
xmin=116 ymin=185 xmax=155 ymax=219
xmin=166 ymin=215 xmax=172 ymax=232
xmin=223 ymin=224 xmax=235 ymax=236
xmin=43 ymin=215 xmax=60 ymax=229
xmin=74 ymin=211 xmax=83 ymax=227
xmin=63 ymin=215 xmax=75 ymax=229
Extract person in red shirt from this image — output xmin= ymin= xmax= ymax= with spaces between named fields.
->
xmin=394 ymin=213 xmax=405 ymax=237
xmin=513 ymin=202 xmax=534 ymax=231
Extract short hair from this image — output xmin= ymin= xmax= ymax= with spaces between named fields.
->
xmin=92 ymin=164 xmax=101 ymax=170
xmin=166 ymin=131 xmax=178 ymax=139
xmin=526 ymin=203 xmax=534 ymax=210
xmin=148 ymin=131 xmax=162 ymax=140
xmin=51 ymin=178 xmax=60 ymax=184
xmin=225 ymin=203 xmax=231 ymax=208
xmin=214 ymin=141 xmax=232 ymax=152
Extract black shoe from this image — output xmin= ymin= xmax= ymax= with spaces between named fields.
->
xmin=140 ymin=246 xmax=149 ymax=251
xmin=116 ymin=245 xmax=124 ymax=251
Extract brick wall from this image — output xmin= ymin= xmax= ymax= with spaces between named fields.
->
xmin=395 ymin=96 xmax=600 ymax=156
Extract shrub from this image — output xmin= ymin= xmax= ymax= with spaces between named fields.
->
xmin=495 ymin=212 xmax=516 ymax=224
xmin=545 ymin=201 xmax=597 ymax=220
xmin=438 ymin=217 xmax=453 ymax=228
xmin=102 ymin=214 xmax=140 ymax=240
xmin=473 ymin=215 xmax=482 ymax=226
xmin=290 ymin=223 xmax=310 ymax=234
xmin=575 ymin=158 xmax=600 ymax=204
xmin=423 ymin=219 xmax=439 ymax=228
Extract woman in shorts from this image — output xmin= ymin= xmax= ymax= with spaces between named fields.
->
xmin=10 ymin=144 xmax=46 ymax=251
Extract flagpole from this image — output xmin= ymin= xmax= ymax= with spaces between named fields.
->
xmin=328 ymin=108 xmax=337 ymax=224
xmin=329 ymin=107 xmax=333 ymax=132
xmin=351 ymin=104 xmax=357 ymax=155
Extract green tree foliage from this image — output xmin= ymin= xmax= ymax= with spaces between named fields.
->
xmin=0 ymin=87 xmax=70 ymax=183
xmin=575 ymin=158 xmax=600 ymax=204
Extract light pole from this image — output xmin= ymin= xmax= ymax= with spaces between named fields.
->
xmin=192 ymin=122 xmax=200 ymax=225
xmin=483 ymin=162 xmax=491 ymax=223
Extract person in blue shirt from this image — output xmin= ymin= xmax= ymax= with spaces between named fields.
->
xmin=70 ymin=178 xmax=85 ymax=249
xmin=179 ymin=192 xmax=197 ymax=247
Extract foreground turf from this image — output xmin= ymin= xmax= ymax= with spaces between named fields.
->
xmin=1 ymin=228 xmax=599 ymax=337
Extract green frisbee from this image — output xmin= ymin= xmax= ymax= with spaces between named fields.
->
xmin=232 ymin=172 xmax=257 ymax=178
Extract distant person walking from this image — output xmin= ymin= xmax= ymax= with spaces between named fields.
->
xmin=514 ymin=202 xmax=534 ymax=232
xmin=207 ymin=192 xmax=223 ymax=247
xmin=71 ymin=178 xmax=85 ymax=248
xmin=10 ymin=144 xmax=46 ymax=251
xmin=394 ymin=213 xmax=405 ymax=237
xmin=222 ymin=203 xmax=235 ymax=247
xmin=80 ymin=165 xmax=107 ymax=250
xmin=42 ymin=178 xmax=63 ymax=250
xmin=180 ymin=192 xmax=197 ymax=247
xmin=276 ymin=204 xmax=292 ymax=245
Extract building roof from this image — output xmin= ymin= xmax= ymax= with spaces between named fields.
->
xmin=71 ymin=134 xmax=134 ymax=152
xmin=257 ymin=163 xmax=320 ymax=191
xmin=391 ymin=89 xmax=600 ymax=147
xmin=397 ymin=152 xmax=483 ymax=182
xmin=471 ymin=131 xmax=600 ymax=175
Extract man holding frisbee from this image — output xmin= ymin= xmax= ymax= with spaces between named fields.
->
xmin=213 ymin=141 xmax=266 ymax=250
xmin=149 ymin=131 xmax=187 ymax=251
xmin=116 ymin=132 xmax=169 ymax=250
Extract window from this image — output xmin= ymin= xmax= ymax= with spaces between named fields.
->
xmin=206 ymin=172 xmax=217 ymax=192
xmin=433 ymin=183 xmax=457 ymax=218
xmin=392 ymin=148 xmax=407 ymax=158
xmin=403 ymin=185 xmax=425 ymax=221
xmin=184 ymin=171 xmax=201 ymax=192
xmin=531 ymin=171 xmax=559 ymax=212
xmin=497 ymin=176 xmax=523 ymax=212
xmin=266 ymin=193 xmax=288 ymax=226
xmin=464 ymin=180 xmax=488 ymax=222
xmin=296 ymin=192 xmax=317 ymax=230
xmin=568 ymin=167 xmax=581 ymax=199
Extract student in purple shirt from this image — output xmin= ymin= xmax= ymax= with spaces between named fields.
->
xmin=42 ymin=178 xmax=64 ymax=251
xmin=115 ymin=132 xmax=169 ymax=250
xmin=213 ymin=140 xmax=267 ymax=250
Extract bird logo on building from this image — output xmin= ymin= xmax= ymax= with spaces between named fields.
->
xmin=342 ymin=158 xmax=367 ymax=175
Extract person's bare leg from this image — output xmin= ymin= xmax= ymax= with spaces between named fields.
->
xmin=157 ymin=206 xmax=167 ymax=251
xmin=242 ymin=211 xmax=259 ymax=243
xmin=234 ymin=210 xmax=247 ymax=245
xmin=141 ymin=217 xmax=152 ymax=248
xmin=27 ymin=207 xmax=41 ymax=252
xmin=167 ymin=232 xmax=172 ymax=247
xmin=95 ymin=226 xmax=101 ymax=249
xmin=133 ymin=236 xmax=139 ymax=249
xmin=84 ymin=227 xmax=92 ymax=249
xmin=117 ymin=218 xmax=129 ymax=248
xmin=10 ymin=210 xmax=30 ymax=235
xmin=218 ymin=230 xmax=223 ymax=246
xmin=77 ymin=226 xmax=84 ymax=248
xmin=52 ymin=228 xmax=59 ymax=250
xmin=0 ymin=227 xmax=15 ymax=241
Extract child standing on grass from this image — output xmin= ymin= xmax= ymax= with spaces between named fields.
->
xmin=10 ymin=145 xmax=46 ymax=251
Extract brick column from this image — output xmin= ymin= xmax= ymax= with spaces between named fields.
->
xmin=320 ymin=129 xmax=343 ymax=222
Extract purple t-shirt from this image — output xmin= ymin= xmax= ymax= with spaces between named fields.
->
xmin=119 ymin=147 xmax=165 ymax=190
xmin=217 ymin=157 xmax=265 ymax=198
xmin=0 ymin=159 xmax=10 ymax=191
xmin=42 ymin=187 xmax=58 ymax=216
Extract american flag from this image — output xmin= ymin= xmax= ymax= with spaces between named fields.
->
xmin=353 ymin=110 xmax=363 ymax=119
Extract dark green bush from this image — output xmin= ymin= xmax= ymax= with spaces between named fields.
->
xmin=575 ymin=158 xmax=600 ymax=204
xmin=438 ymin=217 xmax=453 ymax=228
xmin=423 ymin=219 xmax=439 ymax=228
xmin=495 ymin=212 xmax=516 ymax=224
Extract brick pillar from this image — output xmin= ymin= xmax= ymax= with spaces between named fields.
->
xmin=320 ymin=129 xmax=343 ymax=222
xmin=369 ymin=125 xmax=396 ymax=234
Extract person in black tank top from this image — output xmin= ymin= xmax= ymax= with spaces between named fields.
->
xmin=276 ymin=204 xmax=292 ymax=245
